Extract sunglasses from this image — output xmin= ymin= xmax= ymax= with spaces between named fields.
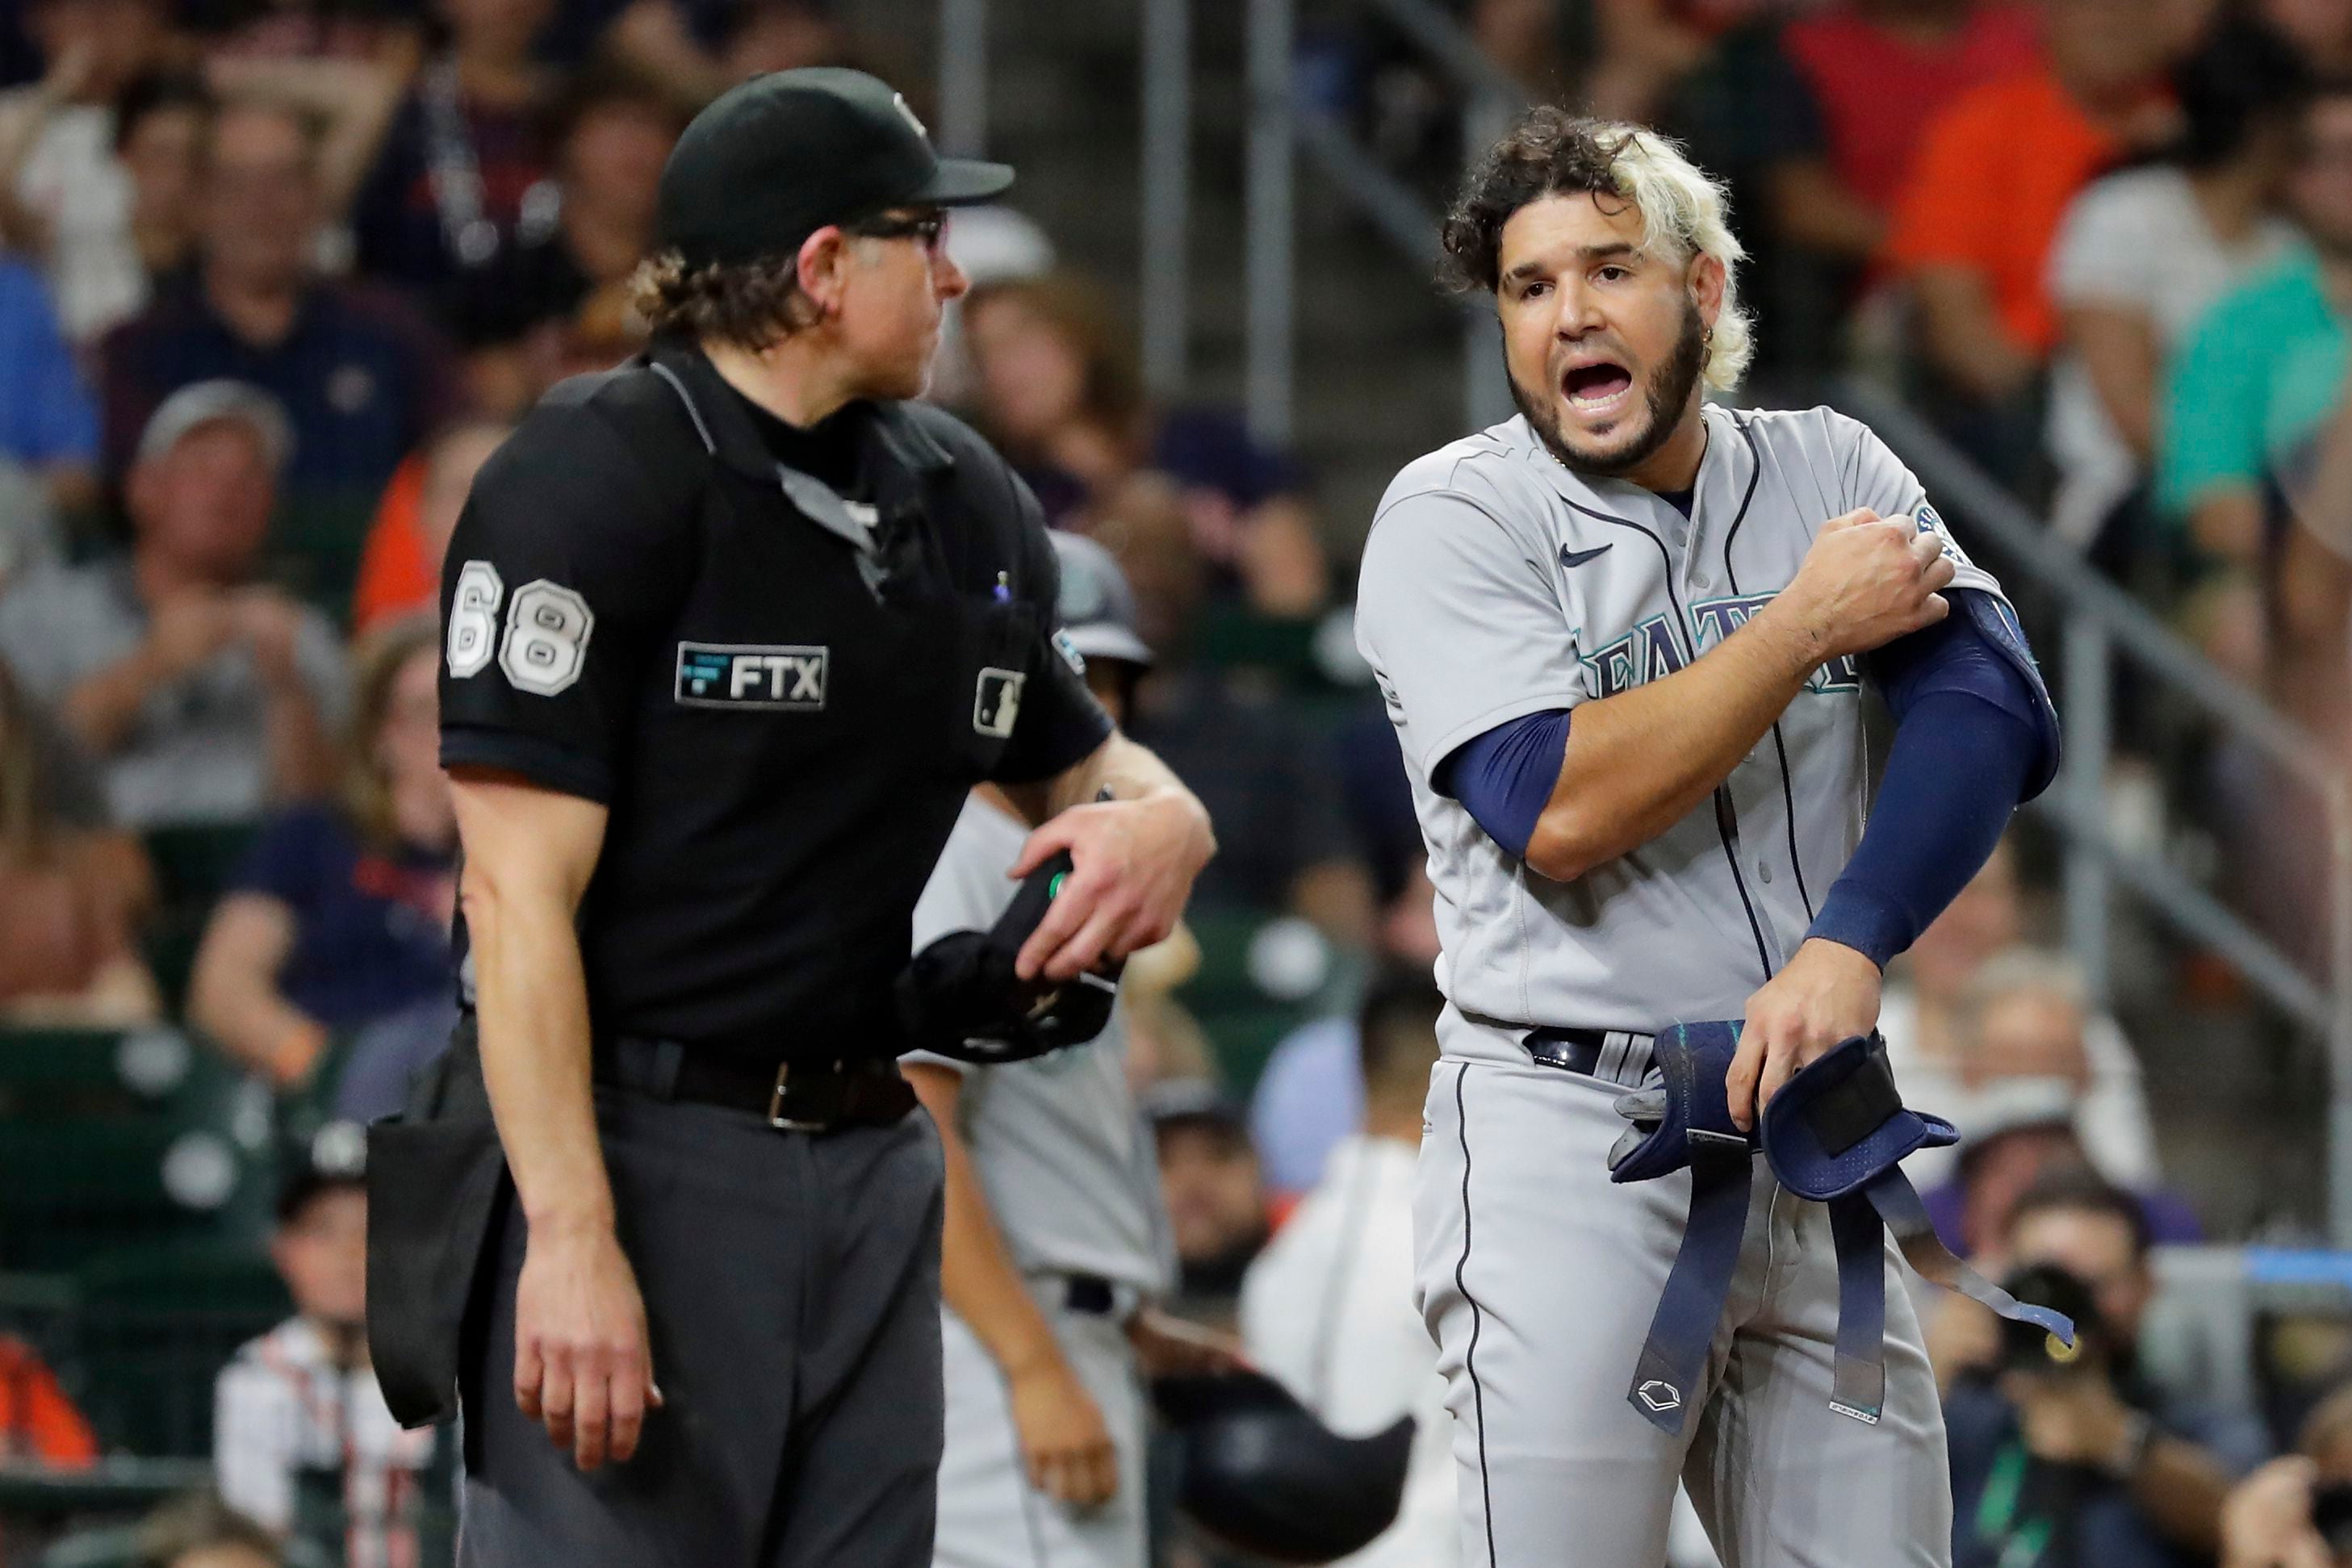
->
xmin=847 ymin=211 xmax=949 ymax=256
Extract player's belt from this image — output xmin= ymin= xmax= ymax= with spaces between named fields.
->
xmin=596 ymin=1035 xmax=917 ymax=1133
xmin=1523 ymin=1026 xmax=1655 ymax=1088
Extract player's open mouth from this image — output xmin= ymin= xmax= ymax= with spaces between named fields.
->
xmin=1560 ymin=361 xmax=1634 ymax=416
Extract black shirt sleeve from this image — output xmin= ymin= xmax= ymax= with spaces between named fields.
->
xmin=988 ymin=472 xmax=1114 ymax=785
xmin=437 ymin=392 xmax=697 ymax=802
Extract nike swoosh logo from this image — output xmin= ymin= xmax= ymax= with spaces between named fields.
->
xmin=1559 ymin=543 xmax=1614 ymax=569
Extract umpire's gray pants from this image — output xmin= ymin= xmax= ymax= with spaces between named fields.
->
xmin=458 ymin=1084 xmax=946 ymax=1567
xmin=1415 ymin=1014 xmax=1950 ymax=1568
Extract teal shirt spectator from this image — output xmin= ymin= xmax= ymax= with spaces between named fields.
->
xmin=0 ymin=257 xmax=98 ymax=470
xmin=2160 ymin=245 xmax=2348 ymax=528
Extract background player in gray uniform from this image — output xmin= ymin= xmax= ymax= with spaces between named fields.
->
xmin=908 ymin=533 xmax=1229 ymax=1568
xmin=1354 ymin=113 xmax=2062 ymax=1566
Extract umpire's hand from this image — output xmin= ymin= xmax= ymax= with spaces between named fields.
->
xmin=514 ymin=1221 xmax=664 ymax=1470
xmin=1011 ymin=790 xmax=1215 ymax=984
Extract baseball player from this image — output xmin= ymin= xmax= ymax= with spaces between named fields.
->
xmin=1354 ymin=111 xmax=2062 ymax=1566
xmin=906 ymin=531 xmax=1227 ymax=1568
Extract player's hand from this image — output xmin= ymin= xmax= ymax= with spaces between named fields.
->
xmin=1011 ymin=789 xmax=1214 ymax=983
xmin=1727 ymin=938 xmax=1882 ymax=1131
xmin=1776 ymin=509 xmax=1956 ymax=662
xmin=513 ymin=1219 xmax=664 ymax=1471
xmin=1007 ymin=1353 xmax=1119 ymax=1507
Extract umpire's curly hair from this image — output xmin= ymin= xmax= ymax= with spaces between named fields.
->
xmin=1439 ymin=109 xmax=1755 ymax=391
xmin=627 ymin=251 xmax=819 ymax=350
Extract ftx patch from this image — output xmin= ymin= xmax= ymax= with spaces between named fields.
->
xmin=676 ymin=642 xmax=828 ymax=709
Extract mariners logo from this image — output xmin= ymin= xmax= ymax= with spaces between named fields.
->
xmin=675 ymin=642 xmax=828 ymax=710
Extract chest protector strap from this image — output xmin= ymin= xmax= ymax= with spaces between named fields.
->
xmin=1606 ymin=1025 xmax=2075 ymax=1436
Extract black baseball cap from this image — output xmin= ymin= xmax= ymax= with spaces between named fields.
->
xmin=658 ymin=68 xmax=1015 ymax=268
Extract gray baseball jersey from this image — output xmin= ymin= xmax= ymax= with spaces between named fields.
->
xmin=1356 ymin=401 xmax=2011 ymax=1043
xmin=906 ymin=792 xmax=1171 ymax=1297
xmin=1359 ymin=401 xmax=1994 ymax=1568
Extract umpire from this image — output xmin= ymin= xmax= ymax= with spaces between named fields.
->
xmin=409 ymin=67 xmax=1214 ymax=1567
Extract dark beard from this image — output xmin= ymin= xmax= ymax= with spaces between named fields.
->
xmin=1505 ymin=301 xmax=1708 ymax=479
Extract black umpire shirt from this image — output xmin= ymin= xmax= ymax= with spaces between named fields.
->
xmin=437 ymin=337 xmax=1113 ymax=1064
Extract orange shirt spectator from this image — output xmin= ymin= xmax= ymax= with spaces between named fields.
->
xmin=349 ymin=421 xmax=509 ymax=635
xmin=1884 ymin=68 xmax=2123 ymax=353
xmin=0 ymin=1335 xmax=98 ymax=1467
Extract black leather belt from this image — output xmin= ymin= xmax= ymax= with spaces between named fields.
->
xmin=1524 ymin=1025 xmax=1657 ymax=1089
xmin=595 ymin=1036 xmax=916 ymax=1133
xmin=1064 ymin=1274 xmax=1115 ymax=1316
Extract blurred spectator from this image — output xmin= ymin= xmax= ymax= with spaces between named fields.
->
xmin=0 ymin=1332 xmax=98 ymax=1467
xmin=189 ymin=614 xmax=453 ymax=1090
xmin=0 ymin=0 xmax=174 ymax=342
xmin=1146 ymin=1081 xmax=1269 ymax=1329
xmin=216 ymin=1132 xmax=437 ymax=1566
xmin=2162 ymin=81 xmax=2352 ymax=579
xmin=1884 ymin=0 xmax=2183 ymax=472
xmin=449 ymin=66 xmax=680 ymax=416
xmin=0 ymin=380 xmax=349 ymax=830
xmin=1586 ymin=0 xmax=1806 ymax=124
xmin=2263 ymin=0 xmax=2352 ymax=74
xmin=1881 ymin=842 xmax=2156 ymax=1189
xmin=0 ymin=457 xmax=65 ymax=593
xmin=132 ymin=1493 xmax=283 ymax=1568
xmin=184 ymin=0 xmax=417 ymax=65
xmin=2046 ymin=19 xmax=2305 ymax=554
xmin=1923 ymin=1079 xmax=2199 ymax=1261
xmin=113 ymin=72 xmax=214 ymax=314
xmin=0 ymin=660 xmax=161 ymax=1024
xmin=1944 ymin=1167 xmax=2266 ymax=1566
xmin=1766 ymin=0 xmax=2040 ymax=271
xmin=1241 ymin=966 xmax=1458 ymax=1568
xmin=1096 ymin=475 xmax=1371 ymax=939
xmin=964 ymin=273 xmax=1330 ymax=621
xmin=101 ymin=95 xmax=459 ymax=605
xmin=583 ymin=0 xmax=851 ymax=108
xmin=0 ymin=253 xmax=100 ymax=515
xmin=1251 ymin=859 xmax=1442 ymax=1199
xmin=351 ymin=0 xmax=556 ymax=298
xmin=349 ymin=416 xmax=507 ymax=633
xmin=2220 ymin=1385 xmax=2352 ymax=1568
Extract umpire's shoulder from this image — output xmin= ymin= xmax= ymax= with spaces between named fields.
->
xmin=480 ymin=364 xmax=705 ymax=515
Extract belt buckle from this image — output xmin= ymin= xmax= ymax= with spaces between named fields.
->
xmin=768 ymin=1062 xmax=834 ymax=1134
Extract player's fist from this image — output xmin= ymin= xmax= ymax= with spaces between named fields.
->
xmin=1777 ymin=508 xmax=1956 ymax=662
xmin=1008 ymin=1353 xmax=1120 ymax=1507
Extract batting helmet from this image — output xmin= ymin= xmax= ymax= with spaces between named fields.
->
xmin=1153 ymin=1369 xmax=1414 ymax=1564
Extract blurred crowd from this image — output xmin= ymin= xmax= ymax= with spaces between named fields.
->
xmin=0 ymin=0 xmax=2346 ymax=1563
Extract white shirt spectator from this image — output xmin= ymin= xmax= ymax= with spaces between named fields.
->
xmin=0 ymin=93 xmax=146 ymax=342
xmin=1878 ymin=982 xmax=2159 ymax=1190
xmin=1241 ymin=1134 xmax=1456 ymax=1568
xmin=213 ymin=1316 xmax=437 ymax=1568
xmin=2044 ymin=165 xmax=2297 ymax=545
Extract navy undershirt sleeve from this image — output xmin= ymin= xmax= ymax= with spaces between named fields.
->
xmin=1808 ymin=598 xmax=2057 ymax=968
xmin=1433 ymin=709 xmax=1572 ymax=860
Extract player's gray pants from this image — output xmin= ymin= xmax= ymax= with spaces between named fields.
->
xmin=1415 ymin=1013 xmax=1951 ymax=1568
xmin=933 ymin=1288 xmax=1148 ymax=1568
xmin=457 ymin=1085 xmax=946 ymax=1568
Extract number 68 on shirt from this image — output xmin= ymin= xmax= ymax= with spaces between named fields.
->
xmin=446 ymin=559 xmax=596 ymax=698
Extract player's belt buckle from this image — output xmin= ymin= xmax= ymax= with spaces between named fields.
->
xmin=768 ymin=1062 xmax=837 ymax=1133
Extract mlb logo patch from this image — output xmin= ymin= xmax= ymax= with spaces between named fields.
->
xmin=676 ymin=642 xmax=828 ymax=710
xmin=973 ymin=667 xmax=1024 ymax=738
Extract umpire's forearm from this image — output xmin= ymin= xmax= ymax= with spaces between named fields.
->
xmin=450 ymin=780 xmax=616 ymax=1236
xmin=1525 ymin=604 xmax=1823 ymax=880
